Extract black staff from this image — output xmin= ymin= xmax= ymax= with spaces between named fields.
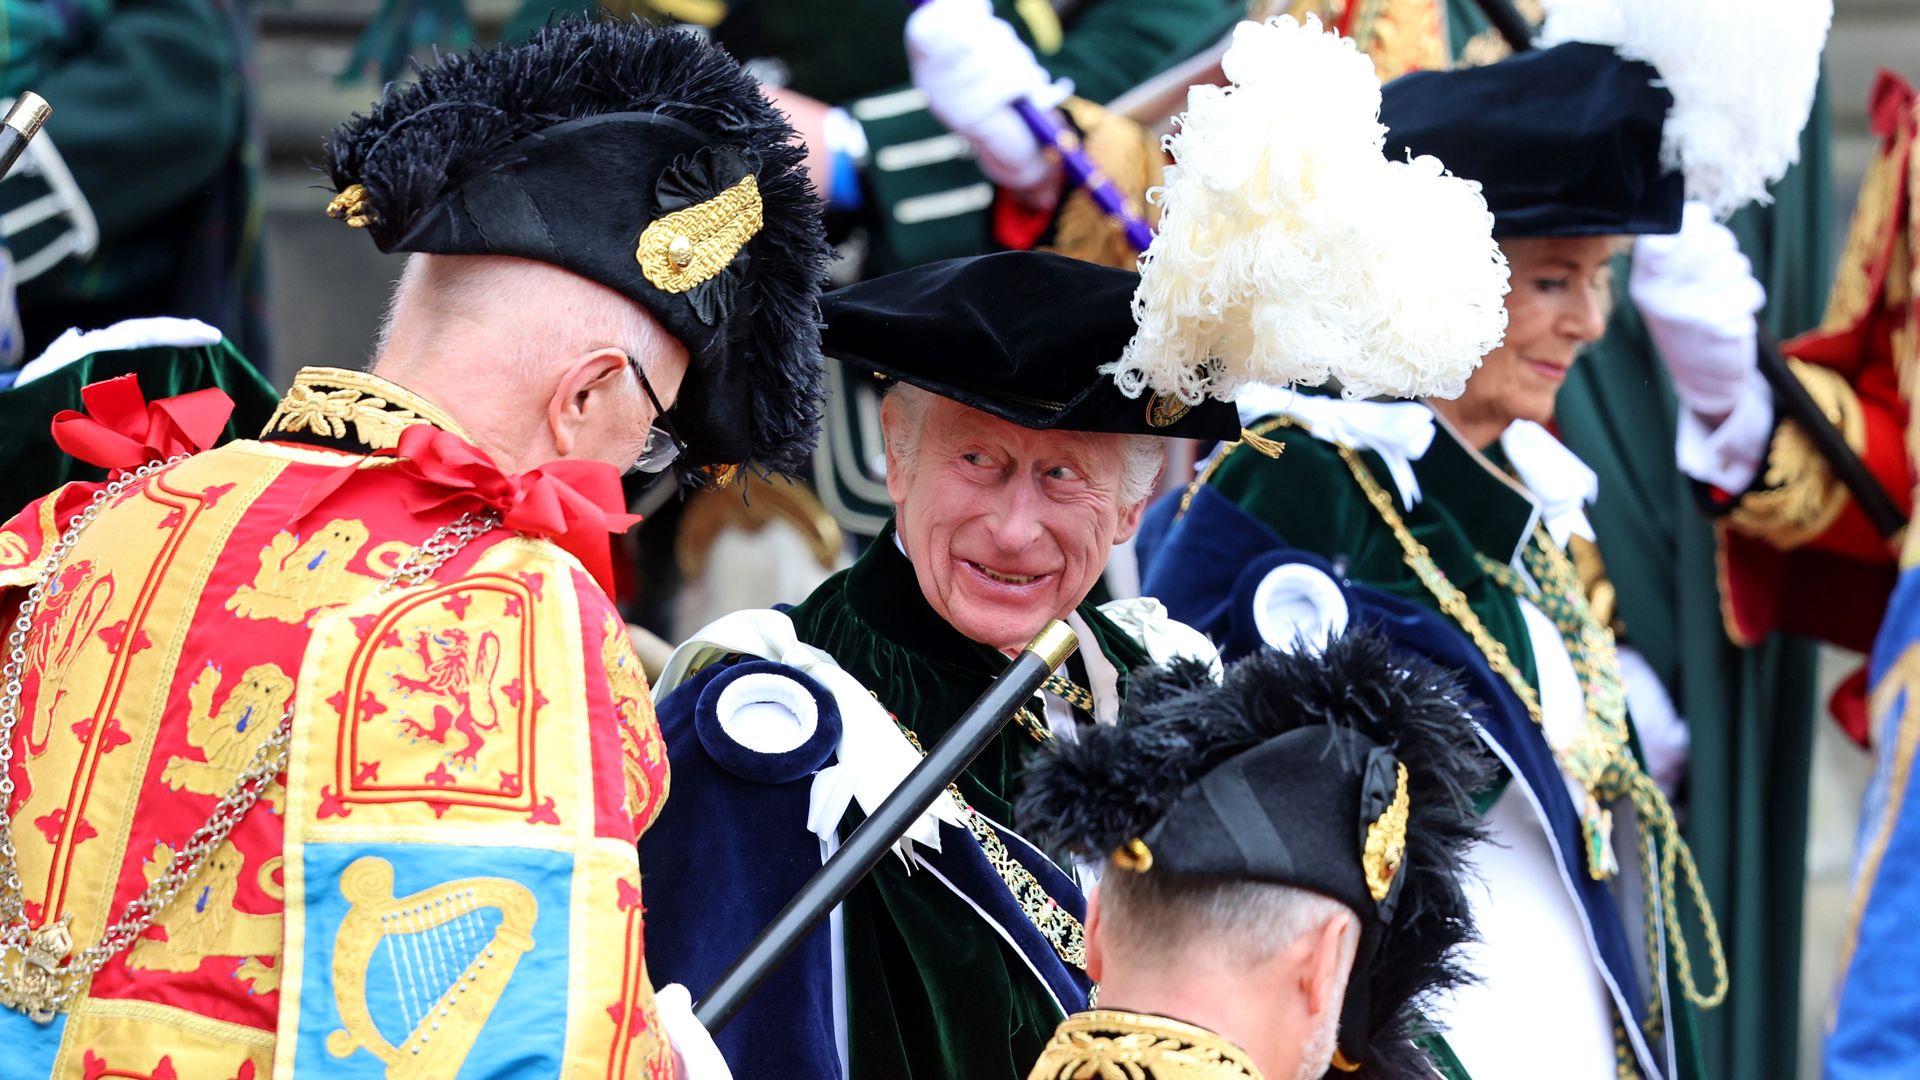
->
xmin=1467 ymin=0 xmax=1904 ymax=541
xmin=693 ymin=619 xmax=1080 ymax=1033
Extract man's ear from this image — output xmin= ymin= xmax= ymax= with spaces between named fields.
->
xmin=880 ymin=392 xmax=912 ymax=508
xmin=1084 ymin=884 xmax=1106 ymax=984
xmin=1112 ymin=460 xmax=1162 ymax=545
xmin=545 ymin=348 xmax=631 ymax=457
xmin=1301 ymin=909 xmax=1356 ymax=1022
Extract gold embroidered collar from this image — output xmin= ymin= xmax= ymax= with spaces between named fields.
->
xmin=1030 ymin=1010 xmax=1264 ymax=1080
xmin=262 ymin=367 xmax=468 ymax=453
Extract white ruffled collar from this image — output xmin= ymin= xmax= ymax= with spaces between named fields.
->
xmin=1498 ymin=420 xmax=1599 ymax=548
xmin=1235 ymin=386 xmax=1435 ymax=509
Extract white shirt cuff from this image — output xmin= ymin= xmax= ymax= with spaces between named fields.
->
xmin=1674 ymin=366 xmax=1773 ymax=493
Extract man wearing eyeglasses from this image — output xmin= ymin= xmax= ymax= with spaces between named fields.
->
xmin=0 ymin=19 xmax=827 ymax=1080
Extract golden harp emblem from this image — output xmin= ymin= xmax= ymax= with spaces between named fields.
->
xmin=326 ymin=857 xmax=538 ymax=1078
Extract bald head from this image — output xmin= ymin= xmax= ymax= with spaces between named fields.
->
xmin=370 ymin=254 xmax=689 ymax=473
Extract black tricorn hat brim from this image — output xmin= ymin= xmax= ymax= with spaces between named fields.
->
xmin=325 ymin=19 xmax=831 ymax=477
xmin=1380 ymin=42 xmax=1684 ymax=239
xmin=1018 ymin=635 xmax=1494 ymax=1077
xmin=819 ymin=251 xmax=1243 ymax=443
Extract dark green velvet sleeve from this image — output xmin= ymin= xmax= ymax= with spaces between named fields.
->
xmin=0 ymin=339 xmax=279 ymax=520
xmin=0 ymin=0 xmax=243 ymax=240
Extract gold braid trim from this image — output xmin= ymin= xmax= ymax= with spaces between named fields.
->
xmin=1724 ymin=358 xmax=1868 ymax=551
xmin=893 ymin=725 xmax=1086 ymax=968
xmin=1029 ymin=1010 xmax=1263 ymax=1080
xmin=1822 ymin=123 xmax=1910 ymax=332
xmin=1176 ymin=418 xmax=1292 ymax=516
xmin=635 ymin=174 xmax=763 ymax=294
xmin=263 ymin=367 xmax=468 ymax=450
xmin=1334 ymin=432 xmax=1728 ymax=1016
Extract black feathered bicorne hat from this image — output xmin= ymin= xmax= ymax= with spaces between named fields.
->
xmin=1018 ymin=633 xmax=1493 ymax=1078
xmin=1379 ymin=42 xmax=1683 ymax=238
xmin=818 ymin=251 xmax=1244 ymax=443
xmin=322 ymin=18 xmax=831 ymax=479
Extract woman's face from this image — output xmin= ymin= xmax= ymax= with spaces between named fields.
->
xmin=1431 ymin=235 xmax=1617 ymax=444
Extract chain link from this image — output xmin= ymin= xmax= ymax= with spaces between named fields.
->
xmin=0 ymin=463 xmax=499 ymax=1018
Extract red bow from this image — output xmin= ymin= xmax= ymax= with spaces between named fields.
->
xmin=51 ymin=375 xmax=234 ymax=471
xmin=298 ymin=425 xmax=642 ymax=596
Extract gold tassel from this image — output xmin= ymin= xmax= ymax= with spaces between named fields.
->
xmin=700 ymin=463 xmax=742 ymax=488
xmin=326 ymin=184 xmax=377 ymax=229
xmin=1330 ymin=1049 xmax=1362 ymax=1072
xmin=1236 ymin=427 xmax=1286 ymax=459
xmin=1111 ymin=837 xmax=1154 ymax=873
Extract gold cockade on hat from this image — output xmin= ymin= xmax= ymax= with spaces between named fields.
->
xmin=1362 ymin=761 xmax=1410 ymax=902
xmin=635 ymin=174 xmax=764 ymax=294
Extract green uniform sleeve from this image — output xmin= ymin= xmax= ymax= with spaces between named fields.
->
xmin=0 ymin=0 xmax=118 ymax=95
xmin=849 ymin=0 xmax=1240 ymax=272
xmin=0 ymin=0 xmax=243 ymax=238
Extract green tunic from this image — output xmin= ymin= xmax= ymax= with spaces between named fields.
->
xmin=1432 ymin=6 xmax=1830 ymax=1072
xmin=786 ymin=521 xmax=1150 ymax=1080
xmin=0 ymin=335 xmax=278 ymax=520
xmin=0 ymin=0 xmax=266 ymax=362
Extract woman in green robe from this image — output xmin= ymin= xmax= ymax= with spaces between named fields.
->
xmin=1138 ymin=29 xmax=1823 ymax=1078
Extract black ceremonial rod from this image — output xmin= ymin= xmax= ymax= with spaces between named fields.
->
xmin=693 ymin=619 xmax=1080 ymax=1033
xmin=1753 ymin=334 xmax=1906 ymax=540
xmin=0 ymin=93 xmax=50 ymax=179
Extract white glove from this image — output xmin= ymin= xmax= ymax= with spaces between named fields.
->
xmin=656 ymin=983 xmax=733 ymax=1080
xmin=905 ymin=0 xmax=1071 ymax=194
xmin=1630 ymin=201 xmax=1766 ymax=418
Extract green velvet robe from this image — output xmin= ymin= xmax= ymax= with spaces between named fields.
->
xmin=785 ymin=521 xmax=1150 ymax=1080
xmin=0 ymin=336 xmax=278 ymax=521
xmin=1207 ymin=417 xmax=1705 ymax=1079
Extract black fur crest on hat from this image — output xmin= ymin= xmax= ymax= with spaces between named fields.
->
xmin=1019 ymin=632 xmax=1494 ymax=1079
xmin=324 ymin=18 xmax=830 ymax=477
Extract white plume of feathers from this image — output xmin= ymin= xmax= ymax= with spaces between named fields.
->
xmin=1541 ymin=0 xmax=1833 ymax=218
xmin=1111 ymin=16 xmax=1509 ymax=407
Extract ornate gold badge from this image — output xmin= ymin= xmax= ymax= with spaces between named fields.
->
xmin=636 ymin=174 xmax=764 ymax=294
xmin=1362 ymin=761 xmax=1410 ymax=902
xmin=1145 ymin=392 xmax=1191 ymax=428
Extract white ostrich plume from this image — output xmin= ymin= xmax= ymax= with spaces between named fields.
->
xmin=1541 ymin=0 xmax=1834 ymax=218
xmin=1110 ymin=15 xmax=1509 ymax=407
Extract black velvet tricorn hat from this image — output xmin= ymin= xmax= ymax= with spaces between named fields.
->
xmin=322 ymin=18 xmax=832 ymax=478
xmin=818 ymin=251 xmax=1243 ymax=443
xmin=1019 ymin=634 xmax=1492 ymax=1078
xmin=1379 ymin=42 xmax=1684 ymax=238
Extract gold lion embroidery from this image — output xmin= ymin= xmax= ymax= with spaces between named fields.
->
xmin=601 ymin=614 xmax=664 ymax=830
xmin=162 ymin=662 xmax=294 ymax=813
xmin=226 ymin=519 xmax=371 ymax=624
xmin=127 ymin=841 xmax=284 ymax=994
xmin=392 ymin=627 xmax=504 ymax=766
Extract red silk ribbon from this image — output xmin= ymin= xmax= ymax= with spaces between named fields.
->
xmin=50 ymin=374 xmax=234 ymax=471
xmin=298 ymin=425 xmax=642 ymax=596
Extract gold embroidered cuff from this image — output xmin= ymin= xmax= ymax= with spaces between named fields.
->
xmin=1725 ymin=359 xmax=1866 ymax=550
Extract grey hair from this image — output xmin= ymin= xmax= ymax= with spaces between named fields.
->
xmin=881 ymin=383 xmax=1163 ymax=505
xmin=1098 ymin=869 xmax=1354 ymax=973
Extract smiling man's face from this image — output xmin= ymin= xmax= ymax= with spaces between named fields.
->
xmin=884 ymin=393 xmax=1147 ymax=654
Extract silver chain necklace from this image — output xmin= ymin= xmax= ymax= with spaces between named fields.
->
xmin=0 ymin=456 xmax=500 ymax=1021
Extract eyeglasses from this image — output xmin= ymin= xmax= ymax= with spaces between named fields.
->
xmin=625 ymin=353 xmax=687 ymax=475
